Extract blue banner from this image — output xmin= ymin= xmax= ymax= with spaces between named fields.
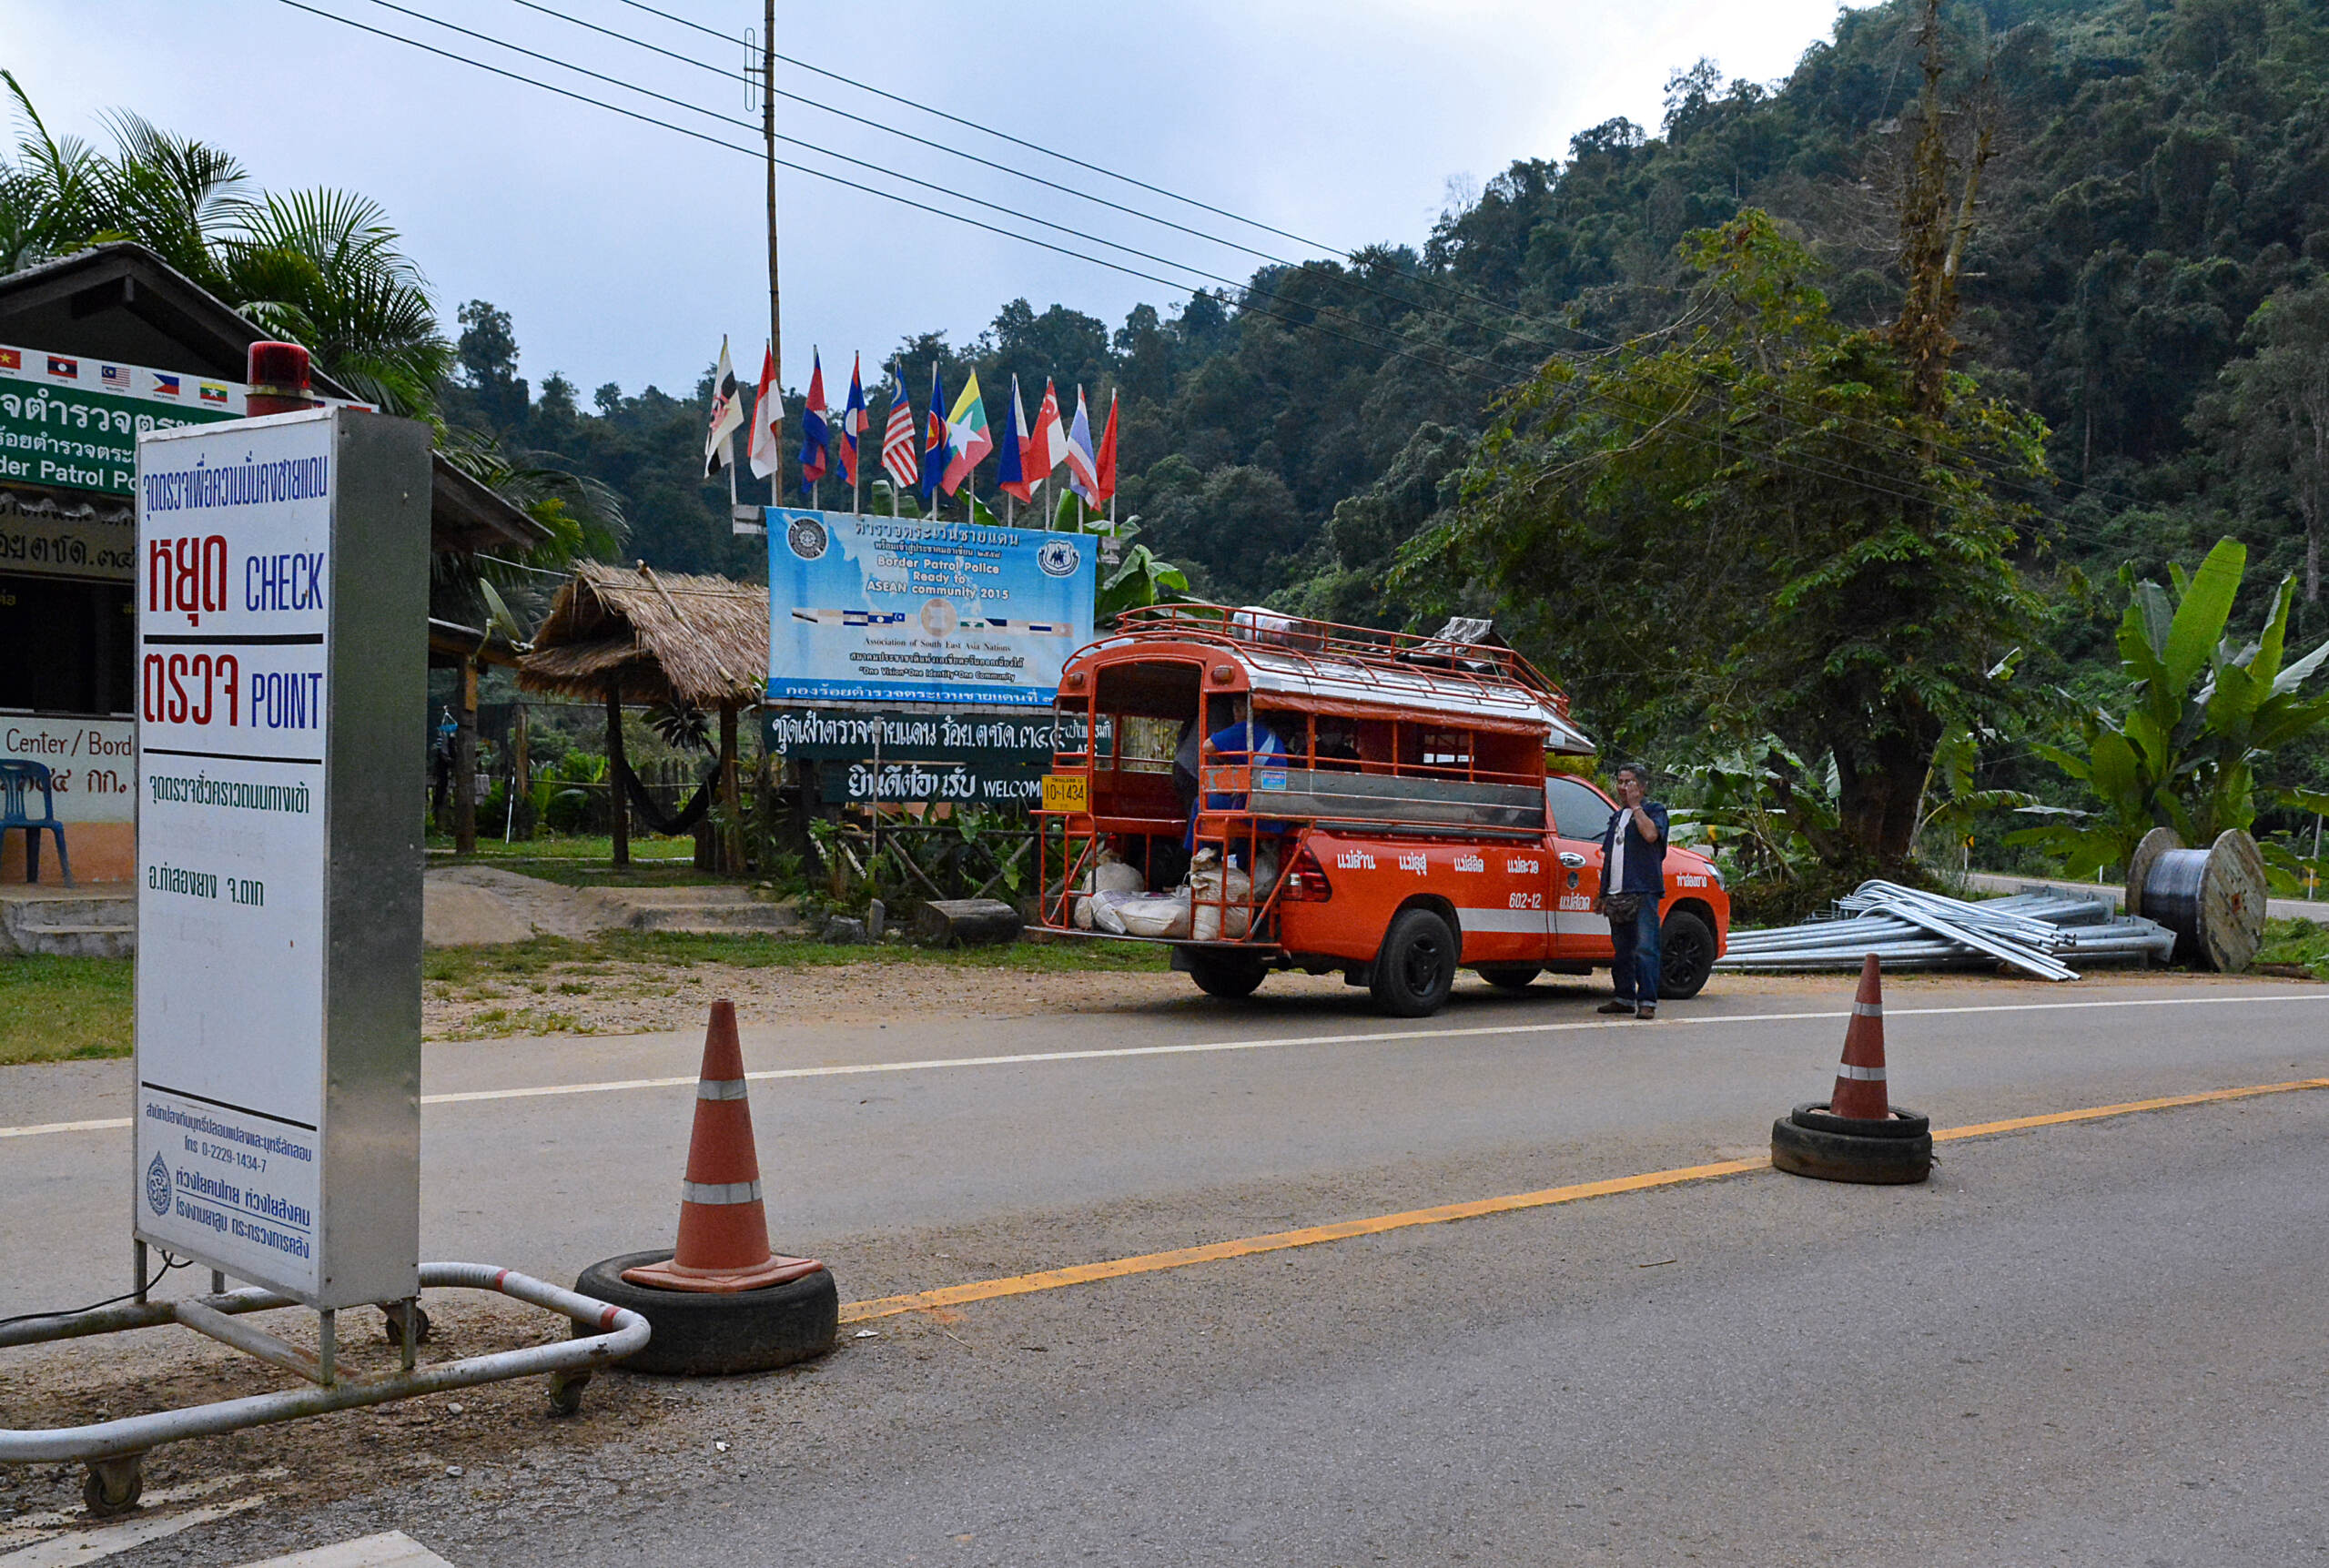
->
xmin=765 ymin=508 xmax=1094 ymax=708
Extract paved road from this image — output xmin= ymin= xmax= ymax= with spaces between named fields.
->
xmin=0 ymin=971 xmax=2324 ymax=1564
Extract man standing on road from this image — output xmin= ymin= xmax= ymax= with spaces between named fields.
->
xmin=1595 ymin=761 xmax=1667 ymax=1020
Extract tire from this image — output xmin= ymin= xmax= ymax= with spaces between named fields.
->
xmin=1476 ymin=965 xmax=1543 ymax=992
xmin=573 ymin=1250 xmax=838 ymax=1376
xmin=1371 ymin=907 xmax=1459 ymax=1017
xmin=1187 ymin=951 xmax=1267 ymax=999
xmin=1788 ymin=1101 xmax=1929 ymax=1138
xmin=1658 ymin=909 xmax=1717 ymax=1000
xmin=1770 ymin=1116 xmax=1931 ymax=1185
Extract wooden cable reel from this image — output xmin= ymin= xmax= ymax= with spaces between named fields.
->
xmin=2124 ymin=826 xmax=2268 ymax=973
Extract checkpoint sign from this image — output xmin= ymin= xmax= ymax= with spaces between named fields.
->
xmin=133 ymin=408 xmax=430 ymax=1309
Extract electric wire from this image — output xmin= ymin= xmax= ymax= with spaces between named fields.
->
xmin=270 ymin=0 xmax=2044 ymax=521
xmin=0 ymin=1253 xmax=193 ymax=1330
xmin=592 ymin=0 xmax=2127 ymax=523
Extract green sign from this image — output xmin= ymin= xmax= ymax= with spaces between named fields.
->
xmin=0 ymin=346 xmax=246 ymax=496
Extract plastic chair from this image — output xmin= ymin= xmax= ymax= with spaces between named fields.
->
xmin=0 ymin=760 xmax=72 ymax=886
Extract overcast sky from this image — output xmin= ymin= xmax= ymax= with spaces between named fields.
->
xmin=12 ymin=0 xmax=1857 ymax=398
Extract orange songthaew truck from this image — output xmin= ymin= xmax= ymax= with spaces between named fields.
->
xmin=1034 ymin=606 xmax=1728 ymax=1017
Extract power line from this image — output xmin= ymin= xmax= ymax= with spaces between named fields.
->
xmin=268 ymin=1 xmax=2030 ymax=521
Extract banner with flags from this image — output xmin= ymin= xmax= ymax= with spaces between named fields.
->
xmin=797 ymin=349 xmax=831 ymax=491
xmin=704 ymin=336 xmax=743 ymax=478
xmin=747 ymin=342 xmax=781 ymax=481
xmin=941 ymin=370 xmax=993 ymax=495
xmin=837 ymin=353 xmax=867 ymax=489
xmin=880 ymin=370 xmax=918 ymax=496
xmin=997 ymin=375 xmax=1031 ymax=502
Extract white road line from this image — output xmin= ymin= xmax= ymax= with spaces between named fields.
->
xmin=6 ymin=992 xmax=2325 ymax=1140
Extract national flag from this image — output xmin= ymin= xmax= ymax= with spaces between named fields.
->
xmin=46 ymin=355 xmax=77 ymax=379
xmin=796 ymin=348 xmax=830 ymax=489
xmin=100 ymin=364 xmax=130 ymax=390
xmin=703 ymin=336 xmax=743 ymax=478
xmin=880 ymin=371 xmax=918 ymax=492
xmin=0 ymin=349 xmax=19 ymax=372
xmin=151 ymin=372 xmax=181 ymax=397
xmin=941 ymin=370 xmax=992 ymax=495
xmin=996 ymin=376 xmax=1031 ymax=503
xmin=917 ymin=364 xmax=947 ymax=506
xmin=747 ymin=342 xmax=782 ymax=480
xmin=837 ymin=353 xmax=867 ymax=489
xmin=1093 ymin=389 xmax=1119 ymax=509
xmin=1025 ymin=377 xmax=1070 ymax=481
xmin=1064 ymin=385 xmax=1100 ymax=505
xmin=198 ymin=382 xmax=229 ymax=406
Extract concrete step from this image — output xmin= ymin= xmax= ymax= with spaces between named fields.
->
xmin=0 ymin=889 xmax=135 ymax=956
xmin=9 ymin=895 xmax=133 ymax=928
xmin=621 ymin=900 xmax=805 ymax=935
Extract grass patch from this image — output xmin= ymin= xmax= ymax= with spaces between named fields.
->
xmin=2255 ymin=916 xmax=2329 ymax=979
xmin=0 ymin=955 xmax=132 ymax=1065
xmin=422 ymin=930 xmax=1169 ymax=988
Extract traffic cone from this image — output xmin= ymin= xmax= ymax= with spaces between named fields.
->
xmin=622 ymin=1000 xmax=824 ymax=1293
xmin=1829 ymin=953 xmax=1890 ymax=1120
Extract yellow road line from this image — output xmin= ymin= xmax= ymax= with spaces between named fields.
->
xmin=840 ymin=1074 xmax=2329 ymax=1324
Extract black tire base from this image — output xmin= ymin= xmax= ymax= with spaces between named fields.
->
xmin=575 ymin=1250 xmax=839 ymax=1375
xmin=1770 ymin=1114 xmax=1932 ymax=1185
xmin=1787 ymin=1101 xmax=1929 ymax=1138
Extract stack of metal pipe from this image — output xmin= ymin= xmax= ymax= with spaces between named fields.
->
xmin=1716 ymin=880 xmax=2177 ymax=982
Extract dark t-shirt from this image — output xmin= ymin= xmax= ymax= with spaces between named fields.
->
xmin=1598 ymin=800 xmax=1669 ymax=896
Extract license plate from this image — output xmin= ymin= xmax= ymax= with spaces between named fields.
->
xmin=1040 ymin=773 xmax=1089 ymax=813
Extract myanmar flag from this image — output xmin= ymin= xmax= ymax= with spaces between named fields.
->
xmin=940 ymin=370 xmax=993 ymax=495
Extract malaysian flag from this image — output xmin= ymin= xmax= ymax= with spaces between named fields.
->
xmin=100 ymin=364 xmax=130 ymax=390
xmin=880 ymin=372 xmax=918 ymax=495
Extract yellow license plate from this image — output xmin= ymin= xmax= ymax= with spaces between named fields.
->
xmin=1040 ymin=773 xmax=1089 ymax=813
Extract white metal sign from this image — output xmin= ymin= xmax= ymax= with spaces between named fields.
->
xmin=132 ymin=408 xmax=429 ymax=1308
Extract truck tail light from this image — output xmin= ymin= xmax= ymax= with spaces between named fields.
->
xmin=1281 ymin=845 xmax=1332 ymax=902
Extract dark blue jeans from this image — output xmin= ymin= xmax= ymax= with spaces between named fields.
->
xmin=1609 ymin=898 xmax=1662 ymax=1006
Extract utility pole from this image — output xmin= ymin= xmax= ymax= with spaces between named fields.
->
xmin=764 ymin=0 xmax=780 ymax=465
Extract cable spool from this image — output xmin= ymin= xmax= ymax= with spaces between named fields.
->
xmin=2123 ymin=827 xmax=2267 ymax=973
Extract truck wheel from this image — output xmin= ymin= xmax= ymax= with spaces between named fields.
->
xmin=1372 ymin=908 xmax=1458 ymax=1017
xmin=1187 ymin=951 xmax=1267 ymax=998
xmin=1659 ymin=909 xmax=1716 ymax=999
xmin=1475 ymin=965 xmax=1542 ymax=991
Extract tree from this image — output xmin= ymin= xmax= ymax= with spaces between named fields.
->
xmin=2193 ymin=280 xmax=2329 ymax=611
xmin=1401 ymin=210 xmax=2046 ymax=870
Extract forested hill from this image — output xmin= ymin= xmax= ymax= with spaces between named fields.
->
xmin=449 ymin=0 xmax=2329 ymax=622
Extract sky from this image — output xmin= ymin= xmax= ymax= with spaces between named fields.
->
xmin=9 ymin=0 xmax=1858 ymax=399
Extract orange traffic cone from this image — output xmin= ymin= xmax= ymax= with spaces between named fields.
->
xmin=623 ymin=1001 xmax=824 ymax=1293
xmin=1829 ymin=953 xmax=1890 ymax=1121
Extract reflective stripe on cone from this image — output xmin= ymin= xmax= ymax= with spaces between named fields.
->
xmin=1829 ymin=954 xmax=1891 ymax=1121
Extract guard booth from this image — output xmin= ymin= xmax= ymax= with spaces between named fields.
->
xmin=0 ymin=244 xmax=542 ymax=907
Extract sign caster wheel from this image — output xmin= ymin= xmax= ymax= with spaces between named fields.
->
xmin=547 ymin=1370 xmax=591 ymax=1418
xmin=83 ymin=1455 xmax=142 ymax=1519
xmin=381 ymin=1304 xmax=431 ymax=1347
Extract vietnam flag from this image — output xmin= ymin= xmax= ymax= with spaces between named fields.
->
xmin=1092 ymin=389 xmax=1119 ymax=509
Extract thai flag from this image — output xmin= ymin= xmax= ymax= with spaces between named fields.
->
xmin=837 ymin=353 xmax=866 ymax=489
xmin=796 ymin=349 xmax=829 ymax=490
xmin=1064 ymin=385 xmax=1100 ymax=505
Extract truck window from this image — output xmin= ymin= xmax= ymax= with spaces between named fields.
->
xmin=1546 ymin=775 xmax=1615 ymax=841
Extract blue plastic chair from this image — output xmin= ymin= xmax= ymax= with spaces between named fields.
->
xmin=0 ymin=760 xmax=72 ymax=886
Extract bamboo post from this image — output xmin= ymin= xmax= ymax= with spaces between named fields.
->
xmin=454 ymin=657 xmax=479 ymax=856
xmin=606 ymin=676 xmax=629 ymax=868
xmin=719 ymin=699 xmax=742 ymax=875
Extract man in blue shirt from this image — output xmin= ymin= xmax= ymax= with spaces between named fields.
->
xmin=1595 ymin=761 xmax=1668 ymax=1019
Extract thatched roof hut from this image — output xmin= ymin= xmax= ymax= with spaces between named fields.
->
xmin=519 ymin=561 xmax=767 ymax=708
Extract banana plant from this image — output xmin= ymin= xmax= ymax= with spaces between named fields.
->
xmin=1096 ymin=543 xmax=1191 ymax=621
xmin=2012 ymin=538 xmax=2329 ymax=876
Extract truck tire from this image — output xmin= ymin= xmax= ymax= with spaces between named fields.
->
xmin=1475 ymin=965 xmax=1543 ymax=991
xmin=573 ymin=1251 xmax=837 ymax=1375
xmin=1187 ymin=950 xmax=1268 ymax=998
xmin=1659 ymin=909 xmax=1717 ymax=999
xmin=1372 ymin=908 xmax=1458 ymax=1017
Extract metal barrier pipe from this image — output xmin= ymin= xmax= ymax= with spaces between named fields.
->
xmin=0 ymin=1263 xmax=646 ymax=1465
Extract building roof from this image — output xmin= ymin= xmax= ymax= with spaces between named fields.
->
xmin=0 ymin=243 xmax=543 ymax=557
xmin=519 ymin=561 xmax=768 ymax=708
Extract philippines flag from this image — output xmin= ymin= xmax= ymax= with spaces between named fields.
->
xmin=796 ymin=349 xmax=830 ymax=490
xmin=747 ymin=343 xmax=782 ymax=480
xmin=880 ymin=372 xmax=918 ymax=493
xmin=917 ymin=364 xmax=947 ymax=507
xmin=1026 ymin=378 xmax=1070 ymax=483
xmin=1064 ymin=385 xmax=1100 ymax=505
xmin=837 ymin=353 xmax=867 ymax=489
xmin=151 ymin=372 xmax=181 ymax=397
xmin=997 ymin=376 xmax=1031 ymax=503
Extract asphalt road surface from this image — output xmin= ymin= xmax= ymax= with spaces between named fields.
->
xmin=4 ymin=970 xmax=2327 ymax=1566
